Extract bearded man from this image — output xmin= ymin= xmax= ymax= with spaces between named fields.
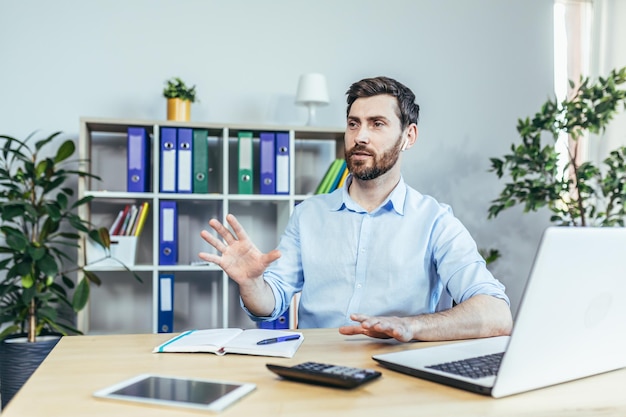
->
xmin=200 ymin=76 xmax=512 ymax=342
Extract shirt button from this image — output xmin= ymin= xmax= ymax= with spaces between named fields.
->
xmin=356 ymin=284 xmax=362 ymax=289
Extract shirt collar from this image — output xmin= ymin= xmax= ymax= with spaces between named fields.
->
xmin=331 ymin=174 xmax=407 ymax=215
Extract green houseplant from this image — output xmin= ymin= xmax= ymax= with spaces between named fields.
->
xmin=163 ymin=77 xmax=198 ymax=122
xmin=163 ymin=77 xmax=198 ymax=103
xmin=0 ymin=131 xmax=113 ymax=407
xmin=488 ymin=67 xmax=626 ymax=226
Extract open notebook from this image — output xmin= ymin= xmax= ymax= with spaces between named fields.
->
xmin=373 ymin=226 xmax=626 ymax=398
xmin=153 ymin=328 xmax=304 ymax=358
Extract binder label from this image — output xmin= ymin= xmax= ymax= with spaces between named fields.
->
xmin=160 ymin=276 xmax=173 ymax=312
xmin=162 ymin=208 xmax=175 ymax=242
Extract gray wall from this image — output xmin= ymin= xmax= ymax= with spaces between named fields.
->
xmin=0 ymin=0 xmax=554 ymax=316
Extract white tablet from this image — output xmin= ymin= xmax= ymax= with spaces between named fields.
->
xmin=93 ymin=374 xmax=256 ymax=412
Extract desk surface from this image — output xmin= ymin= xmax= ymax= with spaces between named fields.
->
xmin=3 ymin=329 xmax=625 ymax=416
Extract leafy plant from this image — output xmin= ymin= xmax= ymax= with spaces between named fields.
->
xmin=0 ymin=132 xmax=113 ymax=342
xmin=163 ymin=77 xmax=198 ymax=103
xmin=488 ymin=66 xmax=626 ymax=226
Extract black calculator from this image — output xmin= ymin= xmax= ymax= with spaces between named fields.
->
xmin=266 ymin=361 xmax=382 ymax=389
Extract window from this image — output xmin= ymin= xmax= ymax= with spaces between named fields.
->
xmin=553 ymin=0 xmax=593 ymax=177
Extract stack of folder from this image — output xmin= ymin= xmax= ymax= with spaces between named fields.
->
xmin=237 ymin=131 xmax=290 ymax=195
xmin=135 ymin=128 xmax=292 ymax=196
xmin=315 ymin=159 xmax=348 ymax=194
xmin=157 ymin=201 xmax=178 ymax=333
xmin=153 ymin=127 xmax=219 ymax=194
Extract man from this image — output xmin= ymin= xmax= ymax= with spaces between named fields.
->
xmin=199 ymin=76 xmax=513 ymax=342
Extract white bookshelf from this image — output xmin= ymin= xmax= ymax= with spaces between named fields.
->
xmin=76 ymin=117 xmax=344 ymax=334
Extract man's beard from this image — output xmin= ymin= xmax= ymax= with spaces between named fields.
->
xmin=345 ymin=136 xmax=402 ymax=181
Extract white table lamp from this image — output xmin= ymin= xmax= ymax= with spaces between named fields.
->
xmin=296 ymin=73 xmax=330 ymax=125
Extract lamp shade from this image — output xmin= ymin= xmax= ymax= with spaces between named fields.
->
xmin=295 ymin=73 xmax=330 ymax=105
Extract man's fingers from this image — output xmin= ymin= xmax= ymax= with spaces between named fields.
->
xmin=200 ymin=229 xmax=228 ymax=253
xmin=350 ymin=314 xmax=381 ymax=329
xmin=349 ymin=313 xmax=368 ymax=322
xmin=208 ymin=218 xmax=237 ymax=244
xmin=198 ymin=251 xmax=220 ymax=266
xmin=225 ymin=214 xmax=251 ymax=242
xmin=343 ymin=314 xmax=410 ymax=341
xmin=338 ymin=325 xmax=365 ymax=336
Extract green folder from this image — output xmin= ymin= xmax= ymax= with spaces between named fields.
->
xmin=238 ymin=131 xmax=254 ymax=194
xmin=192 ymin=129 xmax=209 ymax=193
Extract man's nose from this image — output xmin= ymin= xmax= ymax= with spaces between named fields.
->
xmin=354 ymin=126 xmax=370 ymax=144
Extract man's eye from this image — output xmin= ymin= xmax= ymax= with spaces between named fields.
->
xmin=373 ymin=121 xmax=385 ymax=128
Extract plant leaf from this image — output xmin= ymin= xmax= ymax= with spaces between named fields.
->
xmin=72 ymin=278 xmax=90 ymax=312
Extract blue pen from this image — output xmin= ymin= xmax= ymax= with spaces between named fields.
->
xmin=256 ymin=335 xmax=301 ymax=345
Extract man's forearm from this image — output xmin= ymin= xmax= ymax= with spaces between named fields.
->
xmin=410 ymin=295 xmax=513 ymax=341
xmin=238 ymin=276 xmax=277 ymax=317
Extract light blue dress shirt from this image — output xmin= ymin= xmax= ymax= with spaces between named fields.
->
xmin=244 ymin=175 xmax=509 ymax=328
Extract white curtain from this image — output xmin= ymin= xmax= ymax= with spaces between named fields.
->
xmin=588 ymin=0 xmax=626 ymax=162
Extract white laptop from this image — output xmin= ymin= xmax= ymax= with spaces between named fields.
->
xmin=373 ymin=226 xmax=626 ymax=398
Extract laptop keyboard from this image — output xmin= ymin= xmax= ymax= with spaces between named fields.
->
xmin=426 ymin=352 xmax=504 ymax=379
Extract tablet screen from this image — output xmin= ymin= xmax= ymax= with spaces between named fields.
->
xmin=94 ymin=374 xmax=256 ymax=412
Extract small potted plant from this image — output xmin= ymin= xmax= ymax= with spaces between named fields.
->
xmin=0 ymin=131 xmax=115 ymax=407
xmin=163 ymin=77 xmax=198 ymax=122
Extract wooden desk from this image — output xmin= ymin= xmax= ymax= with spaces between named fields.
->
xmin=2 ymin=329 xmax=625 ymax=416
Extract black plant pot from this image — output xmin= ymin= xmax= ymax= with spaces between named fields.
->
xmin=0 ymin=333 xmax=61 ymax=409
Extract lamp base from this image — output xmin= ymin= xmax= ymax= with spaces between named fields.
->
xmin=305 ymin=104 xmax=318 ymax=126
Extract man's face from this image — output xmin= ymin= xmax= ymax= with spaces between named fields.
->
xmin=345 ymin=94 xmax=404 ymax=181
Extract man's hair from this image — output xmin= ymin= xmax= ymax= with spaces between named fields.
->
xmin=346 ymin=76 xmax=420 ymax=130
